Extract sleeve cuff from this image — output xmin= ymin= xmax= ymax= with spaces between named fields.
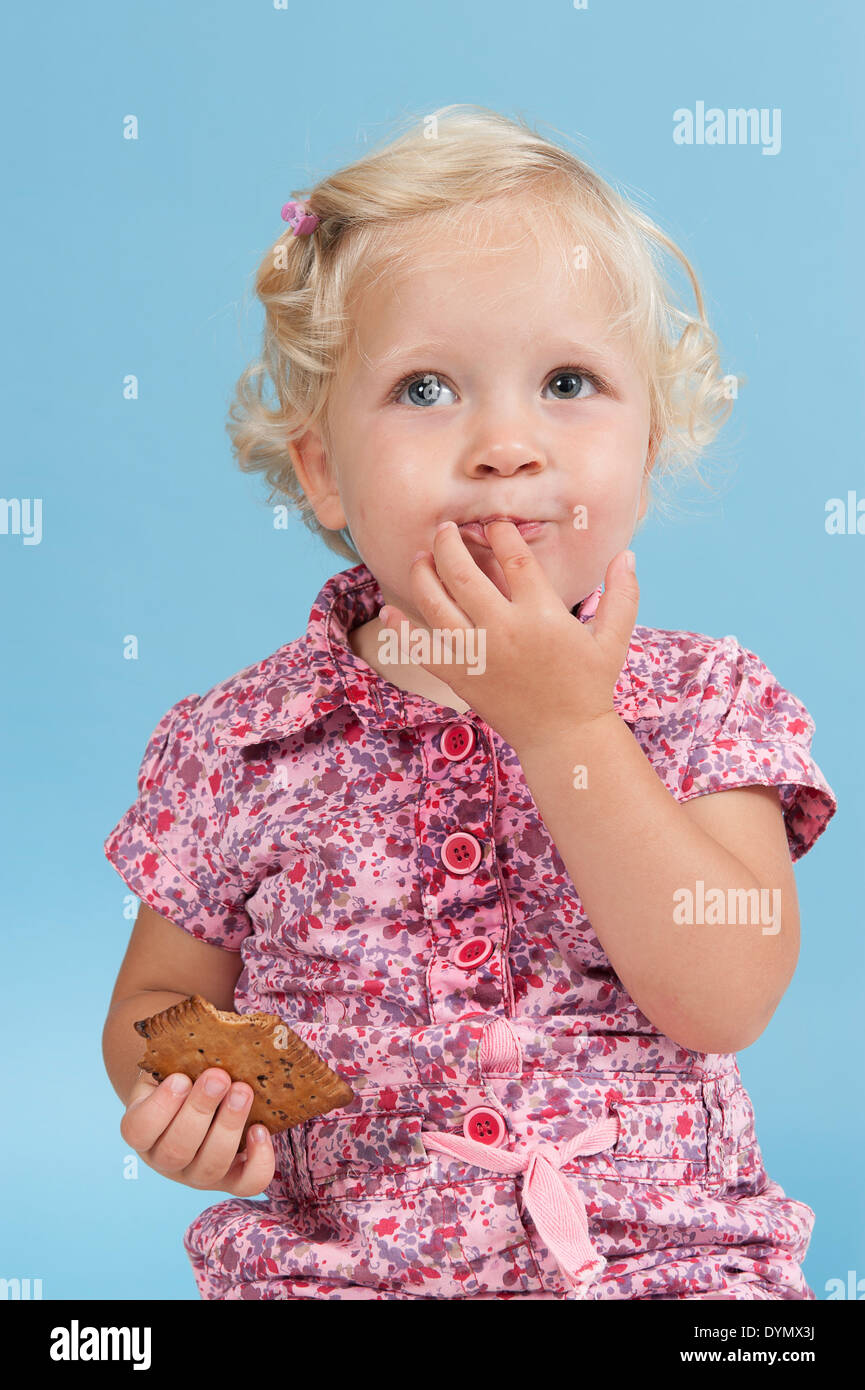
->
xmin=104 ymin=806 xmax=253 ymax=951
xmin=680 ymin=736 xmax=837 ymax=863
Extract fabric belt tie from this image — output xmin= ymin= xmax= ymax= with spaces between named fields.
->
xmin=421 ymin=1115 xmax=619 ymax=1299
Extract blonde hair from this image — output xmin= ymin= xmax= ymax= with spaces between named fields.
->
xmin=228 ymin=104 xmax=740 ymax=565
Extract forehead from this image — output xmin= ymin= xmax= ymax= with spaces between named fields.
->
xmin=343 ymin=202 xmax=636 ymax=370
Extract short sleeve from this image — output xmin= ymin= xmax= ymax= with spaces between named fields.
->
xmin=103 ymin=694 xmax=253 ymax=949
xmin=676 ymin=636 xmax=837 ymax=863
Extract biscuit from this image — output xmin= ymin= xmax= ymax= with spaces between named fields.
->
xmin=134 ymin=994 xmax=355 ymax=1140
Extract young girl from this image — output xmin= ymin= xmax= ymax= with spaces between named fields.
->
xmin=103 ymin=105 xmax=836 ymax=1301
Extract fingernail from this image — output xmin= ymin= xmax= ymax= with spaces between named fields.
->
xmin=435 ymin=521 xmax=454 ymax=534
xmin=168 ymin=1074 xmax=191 ymax=1095
xmin=624 ymin=550 xmax=635 ymax=570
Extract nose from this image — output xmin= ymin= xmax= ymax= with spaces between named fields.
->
xmin=458 ymin=388 xmax=551 ymax=477
xmin=462 ymin=439 xmax=547 ymax=477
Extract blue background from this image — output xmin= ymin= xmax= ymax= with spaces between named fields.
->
xmin=2 ymin=0 xmax=861 ymax=1301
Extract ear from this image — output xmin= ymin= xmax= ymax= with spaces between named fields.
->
xmin=288 ymin=427 xmax=347 ymax=532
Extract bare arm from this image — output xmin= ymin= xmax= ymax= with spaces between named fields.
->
xmin=514 ymin=714 xmax=800 ymax=1054
xmin=102 ymin=903 xmax=245 ymax=1105
xmin=103 ymin=903 xmax=275 ymax=1196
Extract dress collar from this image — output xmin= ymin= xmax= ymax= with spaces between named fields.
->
xmin=213 ymin=562 xmax=663 ymax=747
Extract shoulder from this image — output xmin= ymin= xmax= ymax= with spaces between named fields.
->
xmin=632 ymin=625 xmax=814 ymax=745
xmin=128 ymin=635 xmax=318 ymax=786
xmin=154 ymin=635 xmax=319 ymax=754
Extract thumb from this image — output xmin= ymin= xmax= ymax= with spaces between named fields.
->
xmin=125 ymin=1068 xmax=160 ymax=1112
xmin=592 ymin=549 xmax=640 ymax=645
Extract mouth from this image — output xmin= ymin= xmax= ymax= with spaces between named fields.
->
xmin=456 ymin=516 xmax=548 ymax=547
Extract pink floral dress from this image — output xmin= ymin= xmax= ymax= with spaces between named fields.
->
xmin=104 ymin=562 xmax=837 ymax=1300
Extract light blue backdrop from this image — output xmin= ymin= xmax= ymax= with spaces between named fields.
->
xmin=2 ymin=0 xmax=861 ymax=1301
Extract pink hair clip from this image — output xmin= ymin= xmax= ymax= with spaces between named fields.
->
xmin=280 ymin=200 xmax=320 ymax=236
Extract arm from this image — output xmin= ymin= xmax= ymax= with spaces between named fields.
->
xmin=103 ymin=904 xmax=275 ymax=1197
xmin=379 ymin=521 xmax=802 ymax=1056
xmin=513 ymin=713 xmax=800 ymax=1054
xmin=103 ymin=903 xmax=245 ymax=1105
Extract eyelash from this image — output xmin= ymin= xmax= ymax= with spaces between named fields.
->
xmin=386 ymin=362 xmax=610 ymax=404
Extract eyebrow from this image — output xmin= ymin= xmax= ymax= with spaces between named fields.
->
xmin=362 ymin=338 xmax=626 ymax=374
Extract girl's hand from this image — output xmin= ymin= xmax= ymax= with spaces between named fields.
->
xmin=120 ymin=1068 xmax=275 ymax=1196
xmin=378 ymin=519 xmax=639 ymax=751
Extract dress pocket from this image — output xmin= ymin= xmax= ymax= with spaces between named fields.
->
xmin=561 ymin=1094 xmax=714 ymax=1188
xmin=301 ymin=1109 xmax=431 ymax=1202
xmin=358 ymin=1176 xmax=541 ymax=1297
xmin=609 ymin=1096 xmax=714 ymax=1184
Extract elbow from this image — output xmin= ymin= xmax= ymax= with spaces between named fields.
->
xmin=667 ymin=1010 xmax=775 ymax=1055
xmin=654 ymin=997 xmax=777 ymax=1055
xmin=678 ymin=1028 xmax=759 ymax=1055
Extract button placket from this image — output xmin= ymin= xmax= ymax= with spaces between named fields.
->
xmin=421 ymin=719 xmax=509 ymax=1022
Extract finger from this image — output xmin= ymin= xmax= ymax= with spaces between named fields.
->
xmin=378 ymin=548 xmax=474 ymax=673
xmin=430 ymin=522 xmax=511 ymax=624
xmin=378 ymin=603 xmax=421 ymax=659
xmin=476 ymin=519 xmax=549 ymax=605
xmin=120 ymin=1071 xmax=194 ymax=1152
xmin=592 ymin=550 xmax=640 ymax=649
xmin=180 ymin=1082 xmax=258 ymax=1188
xmin=221 ymin=1125 xmax=276 ymax=1198
xmin=409 ymin=547 xmax=475 ymax=631
xmin=145 ymin=1068 xmax=234 ymax=1174
xmin=378 ymin=595 xmax=462 ymax=675
xmin=125 ymin=1068 xmax=159 ymax=1110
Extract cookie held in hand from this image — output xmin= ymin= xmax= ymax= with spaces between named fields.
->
xmin=134 ymin=994 xmax=355 ymax=1139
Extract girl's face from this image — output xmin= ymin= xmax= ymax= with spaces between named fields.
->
xmin=292 ymin=213 xmax=654 ymax=626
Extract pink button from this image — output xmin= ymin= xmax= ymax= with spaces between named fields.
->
xmin=452 ymin=936 xmax=494 ymax=970
xmin=440 ymin=832 xmax=483 ymax=875
xmin=440 ymin=722 xmax=476 ymax=761
xmin=463 ymin=1106 xmax=508 ymax=1147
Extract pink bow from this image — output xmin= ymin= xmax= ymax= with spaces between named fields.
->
xmin=421 ymin=1115 xmax=619 ymax=1298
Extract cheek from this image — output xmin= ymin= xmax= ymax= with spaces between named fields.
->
xmin=574 ymin=411 xmax=644 ymax=458
xmin=564 ymin=477 xmax=642 ymax=544
xmin=570 ymin=427 xmax=645 ymax=492
xmin=353 ymin=441 xmax=420 ymax=499
xmin=353 ymin=499 xmax=371 ymax=536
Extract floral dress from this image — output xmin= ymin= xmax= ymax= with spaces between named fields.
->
xmin=104 ymin=561 xmax=837 ymax=1300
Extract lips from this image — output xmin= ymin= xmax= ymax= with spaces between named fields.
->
xmin=456 ymin=516 xmax=547 ymax=546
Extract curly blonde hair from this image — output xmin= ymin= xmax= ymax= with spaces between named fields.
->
xmin=228 ymin=104 xmax=740 ymax=565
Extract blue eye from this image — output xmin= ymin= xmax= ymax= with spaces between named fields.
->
xmin=391 ymin=371 xmax=457 ymax=407
xmin=544 ymin=368 xmax=600 ymax=401
xmin=388 ymin=364 xmax=607 ymax=407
